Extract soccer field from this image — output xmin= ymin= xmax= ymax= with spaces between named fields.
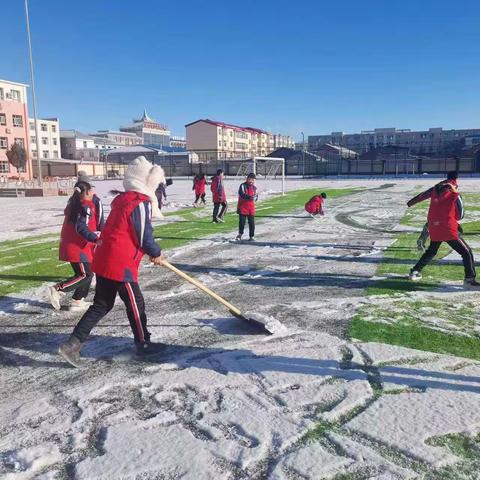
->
xmin=1 ymin=177 xmax=479 ymax=479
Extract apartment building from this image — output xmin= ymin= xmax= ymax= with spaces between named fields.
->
xmin=61 ymin=130 xmax=123 ymax=162
xmin=0 ymin=79 xmax=32 ymax=179
xmin=170 ymin=136 xmax=187 ymax=149
xmin=120 ymin=110 xmax=170 ymax=146
xmin=273 ymin=134 xmax=295 ymax=149
xmin=91 ymin=130 xmax=143 ymax=146
xmin=29 ymin=117 xmax=60 ymax=160
xmin=186 ymin=119 xmax=286 ymax=162
xmin=309 ymin=127 xmax=480 ymax=155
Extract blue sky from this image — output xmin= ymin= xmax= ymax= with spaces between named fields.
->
xmin=2 ymin=0 xmax=480 ymax=140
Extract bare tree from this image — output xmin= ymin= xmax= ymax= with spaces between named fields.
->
xmin=6 ymin=143 xmax=28 ymax=173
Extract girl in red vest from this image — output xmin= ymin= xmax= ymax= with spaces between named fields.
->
xmin=193 ymin=173 xmax=207 ymax=207
xmin=59 ymin=157 xmax=166 ymax=367
xmin=305 ymin=193 xmax=327 ymax=217
xmin=236 ymin=173 xmax=258 ymax=241
xmin=48 ymin=181 xmax=101 ymax=312
xmin=211 ymin=169 xmax=228 ymax=222
xmin=408 ymin=171 xmax=478 ymax=286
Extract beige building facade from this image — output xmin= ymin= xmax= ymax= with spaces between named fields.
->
xmin=186 ymin=119 xmax=294 ymax=162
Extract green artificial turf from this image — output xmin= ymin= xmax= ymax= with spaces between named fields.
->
xmin=348 ymin=192 xmax=480 ymax=360
xmin=0 ymin=187 xmax=358 ymax=298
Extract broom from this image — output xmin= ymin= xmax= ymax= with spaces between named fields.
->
xmin=161 ymin=260 xmax=274 ymax=334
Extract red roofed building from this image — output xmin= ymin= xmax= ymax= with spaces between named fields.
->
xmin=185 ymin=119 xmax=293 ymax=162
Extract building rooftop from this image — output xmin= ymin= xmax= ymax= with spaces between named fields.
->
xmin=0 ymin=78 xmax=30 ymax=87
xmin=185 ymin=119 xmax=271 ymax=135
xmin=60 ymin=130 xmax=95 ymax=140
xmin=121 ymin=109 xmax=169 ymax=131
xmin=94 ymin=130 xmax=142 ymax=138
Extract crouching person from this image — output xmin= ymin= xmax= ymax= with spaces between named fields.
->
xmin=305 ymin=192 xmax=327 ymax=217
xmin=59 ymin=156 xmax=166 ymax=367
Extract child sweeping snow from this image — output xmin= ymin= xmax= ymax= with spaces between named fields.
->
xmin=305 ymin=192 xmax=327 ymax=218
xmin=48 ymin=181 xmax=102 ymax=312
xmin=407 ymin=171 xmax=479 ymax=286
xmin=193 ymin=173 xmax=207 ymax=207
xmin=211 ymin=169 xmax=228 ymax=223
xmin=236 ymin=173 xmax=258 ymax=241
xmin=58 ymin=156 xmax=166 ymax=367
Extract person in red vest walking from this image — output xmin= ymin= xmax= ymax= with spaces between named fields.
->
xmin=305 ymin=193 xmax=327 ymax=218
xmin=236 ymin=173 xmax=258 ymax=241
xmin=59 ymin=156 xmax=166 ymax=367
xmin=407 ymin=171 xmax=478 ymax=286
xmin=211 ymin=169 xmax=228 ymax=223
xmin=48 ymin=180 xmax=102 ymax=312
xmin=193 ymin=173 xmax=207 ymax=207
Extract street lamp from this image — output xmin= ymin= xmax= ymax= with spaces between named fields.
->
xmin=301 ymin=131 xmax=305 ymax=178
xmin=24 ymin=0 xmax=42 ymax=187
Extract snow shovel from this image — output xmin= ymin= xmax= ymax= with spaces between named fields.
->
xmin=161 ymin=260 xmax=273 ymax=334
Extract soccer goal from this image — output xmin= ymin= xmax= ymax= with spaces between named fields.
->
xmin=236 ymin=157 xmax=285 ymax=195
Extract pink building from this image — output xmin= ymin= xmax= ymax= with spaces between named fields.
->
xmin=0 ymin=79 xmax=33 ymax=180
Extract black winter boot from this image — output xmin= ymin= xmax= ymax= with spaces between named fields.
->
xmin=58 ymin=335 xmax=83 ymax=368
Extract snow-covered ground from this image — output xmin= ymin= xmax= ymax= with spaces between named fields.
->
xmin=1 ymin=179 xmax=480 ymax=479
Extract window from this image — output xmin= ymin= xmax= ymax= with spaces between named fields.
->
xmin=41 ymin=124 xmax=47 ymax=132
xmin=42 ymin=137 xmax=48 ymax=145
xmin=0 ymin=137 xmax=8 ymax=149
xmin=218 ymin=141 xmax=222 ymax=147
xmin=51 ymin=124 xmax=56 ymax=133
xmin=12 ymin=115 xmax=23 ymax=127
xmin=0 ymin=88 xmax=4 ymax=100
xmin=14 ymin=138 xmax=24 ymax=147
xmin=53 ymin=138 xmax=57 ymax=145
xmin=42 ymin=150 xmax=49 ymax=159
xmin=0 ymin=113 xmax=6 ymax=126
xmin=31 ymin=136 xmax=36 ymax=144
xmin=83 ymin=141 xmax=87 ymax=148
xmin=30 ymin=123 xmax=35 ymax=130
xmin=32 ymin=150 xmax=37 ymax=157
xmin=11 ymin=90 xmax=21 ymax=102
xmin=53 ymin=150 xmax=59 ymax=158
xmin=0 ymin=162 xmax=10 ymax=173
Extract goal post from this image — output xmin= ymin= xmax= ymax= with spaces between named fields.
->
xmin=247 ymin=157 xmax=285 ymax=196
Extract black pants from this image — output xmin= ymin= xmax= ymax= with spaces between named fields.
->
xmin=72 ymin=275 xmax=150 ymax=344
xmin=57 ymin=262 xmax=93 ymax=300
xmin=413 ymin=239 xmax=476 ymax=279
xmin=213 ymin=202 xmax=227 ymax=220
xmin=194 ymin=193 xmax=206 ymax=204
xmin=239 ymin=214 xmax=255 ymax=238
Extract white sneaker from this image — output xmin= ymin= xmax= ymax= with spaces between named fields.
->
xmin=235 ymin=234 xmax=242 ymax=241
xmin=69 ymin=298 xmax=92 ymax=312
xmin=217 ymin=217 xmax=225 ymax=223
xmin=48 ymin=286 xmax=65 ymax=310
xmin=408 ymin=270 xmax=422 ymax=281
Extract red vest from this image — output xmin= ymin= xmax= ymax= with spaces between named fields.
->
xmin=305 ymin=196 xmax=323 ymax=214
xmin=92 ymin=191 xmax=150 ymax=282
xmin=211 ymin=175 xmax=226 ymax=203
xmin=237 ymin=182 xmax=257 ymax=216
xmin=194 ymin=177 xmax=206 ymax=195
xmin=59 ymin=199 xmax=97 ymax=263
xmin=427 ymin=184 xmax=460 ymax=241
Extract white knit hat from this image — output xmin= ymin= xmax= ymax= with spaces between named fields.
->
xmin=123 ymin=156 xmax=165 ymax=219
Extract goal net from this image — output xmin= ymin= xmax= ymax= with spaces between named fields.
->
xmin=236 ymin=157 xmax=285 ymax=195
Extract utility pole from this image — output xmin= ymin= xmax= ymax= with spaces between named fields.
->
xmin=301 ymin=131 xmax=305 ymax=178
xmin=24 ymin=0 xmax=42 ymax=186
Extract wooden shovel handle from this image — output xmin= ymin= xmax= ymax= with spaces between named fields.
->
xmin=161 ymin=260 xmax=242 ymax=316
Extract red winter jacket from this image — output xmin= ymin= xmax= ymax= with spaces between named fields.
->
xmin=237 ymin=182 xmax=258 ymax=216
xmin=305 ymin=195 xmax=324 ymax=215
xmin=92 ymin=191 xmax=161 ymax=282
xmin=427 ymin=183 xmax=464 ymax=241
xmin=59 ymin=199 xmax=98 ymax=263
xmin=211 ymin=175 xmax=226 ymax=203
xmin=194 ymin=177 xmax=206 ymax=195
